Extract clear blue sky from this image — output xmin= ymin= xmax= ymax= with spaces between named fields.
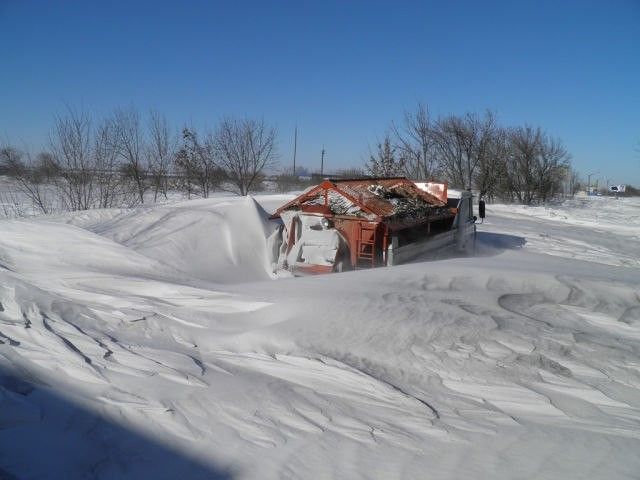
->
xmin=1 ymin=0 xmax=639 ymax=184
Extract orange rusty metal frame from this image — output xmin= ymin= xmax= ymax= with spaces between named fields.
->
xmin=270 ymin=179 xmax=382 ymax=220
xmin=291 ymin=263 xmax=334 ymax=275
xmin=272 ymin=177 xmax=454 ymax=271
xmin=272 ymin=177 xmax=448 ymax=220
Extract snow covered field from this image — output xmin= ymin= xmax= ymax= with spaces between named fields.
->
xmin=1 ymin=194 xmax=639 ymax=479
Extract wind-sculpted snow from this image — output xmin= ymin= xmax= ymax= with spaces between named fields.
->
xmin=0 ymin=195 xmax=639 ymax=479
xmin=55 ymin=194 xmax=290 ymax=284
xmin=486 ymin=196 xmax=640 ymax=268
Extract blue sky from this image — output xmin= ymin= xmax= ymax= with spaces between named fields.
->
xmin=1 ymin=0 xmax=639 ymax=184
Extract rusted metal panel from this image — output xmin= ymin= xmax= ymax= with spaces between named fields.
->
xmin=272 ymin=177 xmax=447 ymax=222
xmin=414 ymin=181 xmax=448 ymax=203
xmin=332 ymin=218 xmax=361 ymax=267
xmin=300 ymin=204 xmax=332 ymax=215
xmin=291 ymin=263 xmax=334 ymax=275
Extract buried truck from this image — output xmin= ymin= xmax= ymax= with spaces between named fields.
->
xmin=268 ymin=177 xmax=481 ymax=275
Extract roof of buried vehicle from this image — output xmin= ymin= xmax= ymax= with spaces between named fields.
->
xmin=272 ymin=177 xmax=451 ymax=225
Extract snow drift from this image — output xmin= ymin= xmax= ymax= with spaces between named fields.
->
xmin=0 ymin=194 xmax=639 ymax=479
xmin=52 ymin=194 xmax=292 ymax=284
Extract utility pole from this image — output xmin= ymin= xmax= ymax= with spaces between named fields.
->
xmin=292 ymin=126 xmax=297 ymax=175
xmin=320 ymin=146 xmax=325 ymax=177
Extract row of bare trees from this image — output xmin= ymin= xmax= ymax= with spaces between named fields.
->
xmin=367 ymin=103 xmax=579 ymax=203
xmin=0 ymin=106 xmax=278 ymax=214
xmin=175 ymin=118 xmax=277 ymax=197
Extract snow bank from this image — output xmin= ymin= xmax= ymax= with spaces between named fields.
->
xmin=51 ymin=194 xmax=294 ymax=284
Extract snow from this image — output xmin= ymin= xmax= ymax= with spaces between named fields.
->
xmin=1 ymin=194 xmax=639 ymax=479
xmin=485 ymin=196 xmax=640 ymax=268
xmin=276 ymin=213 xmax=342 ymax=268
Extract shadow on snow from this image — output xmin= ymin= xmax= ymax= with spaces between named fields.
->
xmin=406 ymin=231 xmax=526 ymax=264
xmin=0 ymin=367 xmax=232 ymax=480
xmin=475 ymin=231 xmax=527 ymax=255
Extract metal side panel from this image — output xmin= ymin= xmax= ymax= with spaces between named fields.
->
xmin=387 ymin=230 xmax=457 ymax=266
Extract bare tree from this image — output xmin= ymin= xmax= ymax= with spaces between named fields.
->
xmin=392 ymin=102 xmax=438 ymax=179
xmin=504 ymin=126 xmax=540 ymax=204
xmin=376 ymin=104 xmax=576 ymax=204
xmin=0 ymin=145 xmax=25 ymax=176
xmin=432 ymin=111 xmax=496 ymax=190
xmin=173 ymin=134 xmax=197 ymax=199
xmin=503 ymin=126 xmax=570 ymax=204
xmin=431 ymin=115 xmax=468 ymax=188
xmin=174 ymin=127 xmax=223 ymax=198
xmin=113 ymin=107 xmax=147 ymax=204
xmin=366 ymin=135 xmax=404 ymax=176
xmin=0 ymin=147 xmax=58 ymax=214
xmin=475 ymin=126 xmax=508 ymax=201
xmin=93 ymin=117 xmax=125 ymax=208
xmin=537 ymin=135 xmax=570 ymax=201
xmin=213 ymin=117 xmax=278 ymax=196
xmin=562 ymin=166 xmax=581 ymax=198
xmin=49 ymin=106 xmax=96 ymax=210
xmin=147 ymin=110 xmax=174 ymax=202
